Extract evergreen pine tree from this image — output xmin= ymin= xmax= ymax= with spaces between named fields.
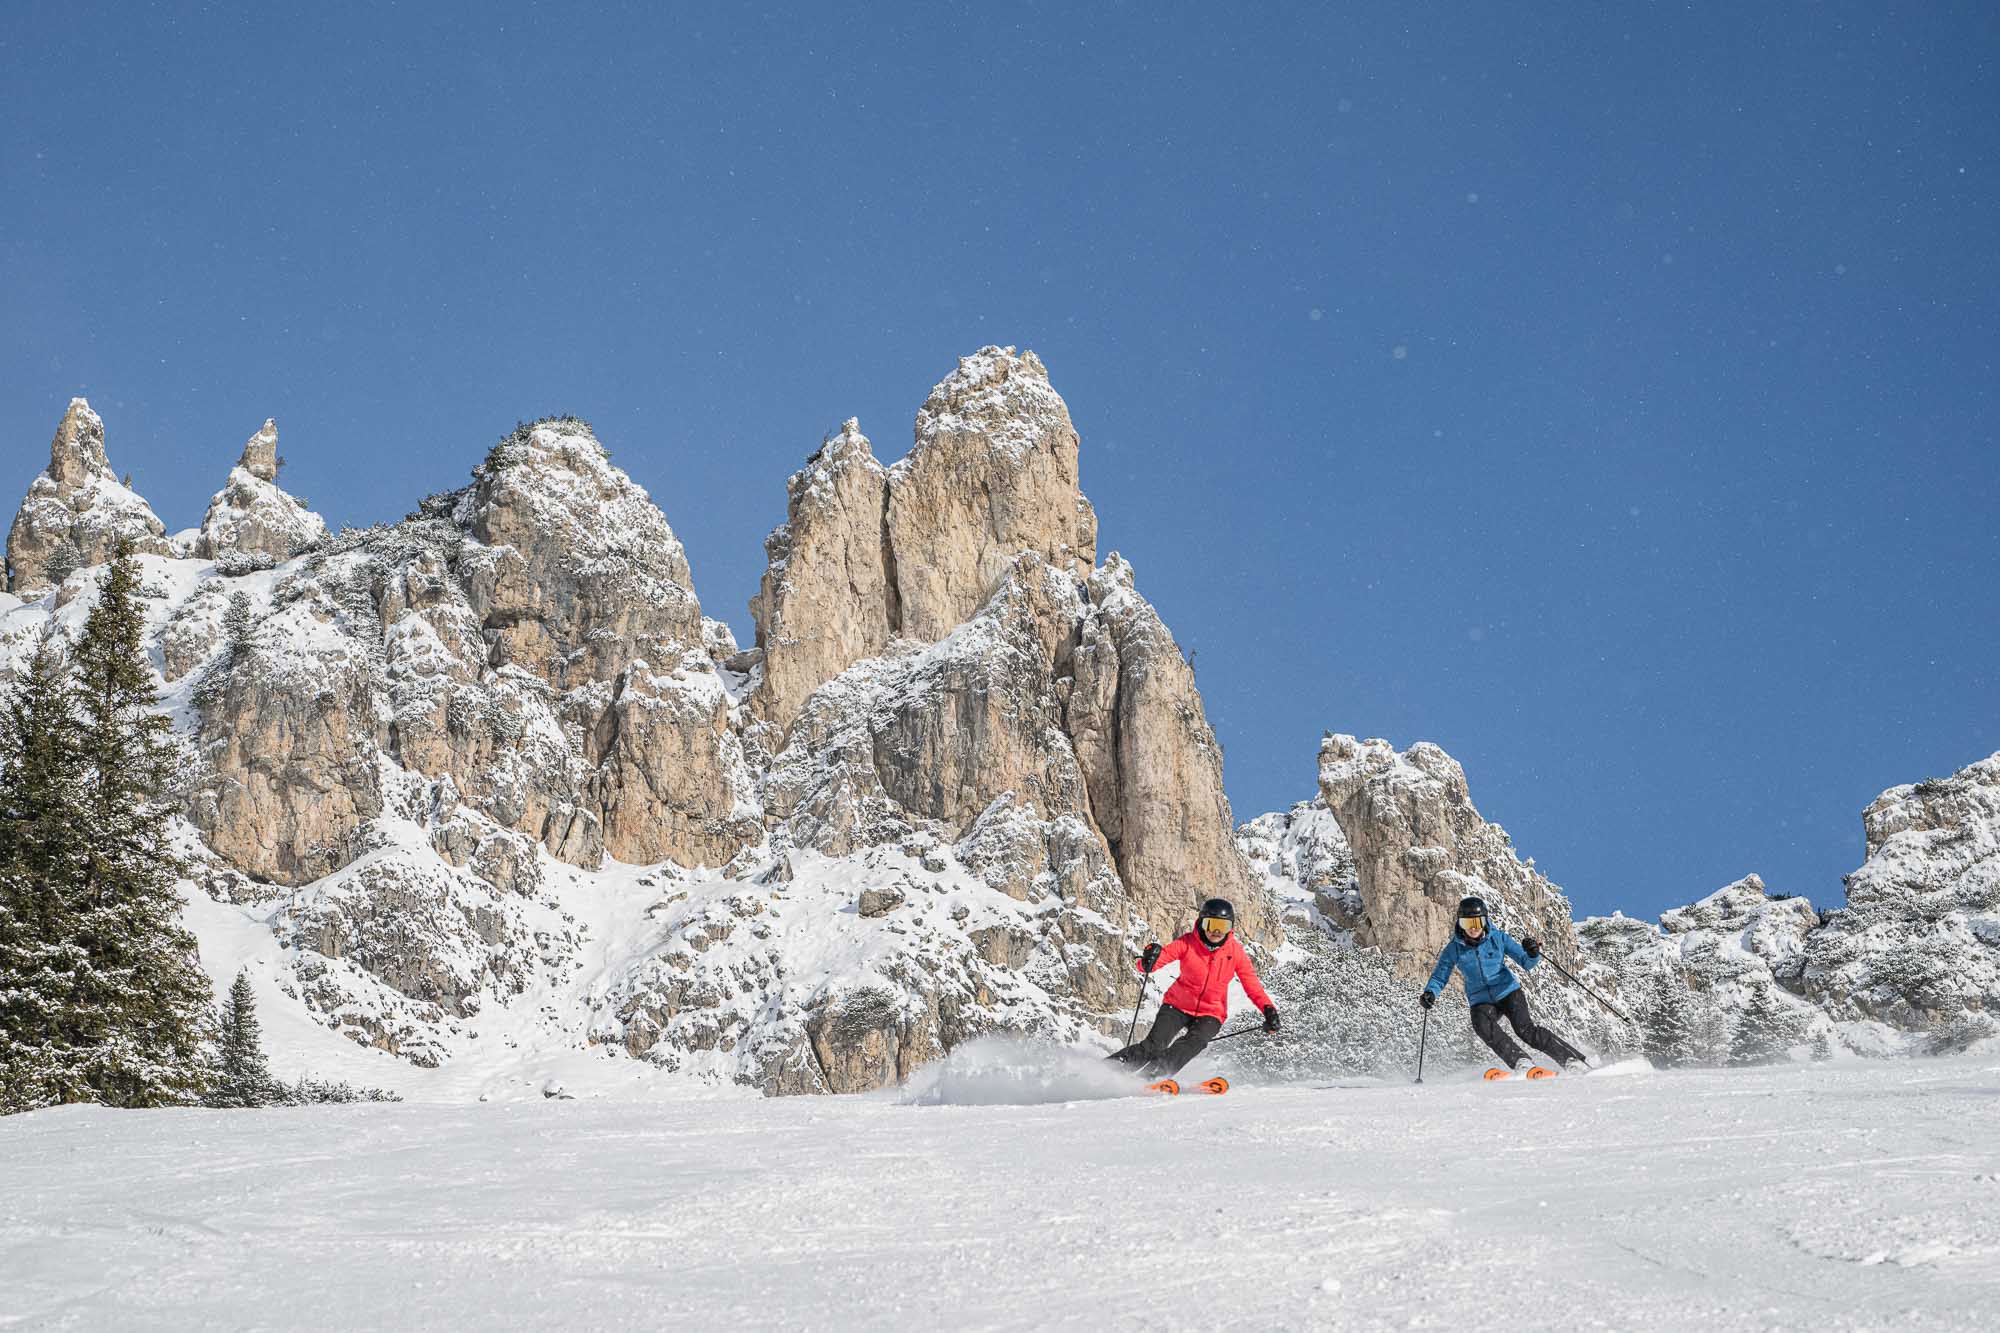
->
xmin=208 ymin=969 xmax=273 ymax=1108
xmin=1692 ymin=1002 xmax=1732 ymax=1067
xmin=0 ymin=635 xmax=92 ymax=1112
xmin=58 ymin=544 xmax=213 ymax=1108
xmin=222 ymin=592 xmax=254 ymax=664
xmin=1730 ymin=983 xmax=1804 ymax=1066
xmin=1640 ymin=970 xmax=1699 ymax=1068
xmin=41 ymin=541 xmax=82 ymax=589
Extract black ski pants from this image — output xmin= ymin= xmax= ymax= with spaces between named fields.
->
xmin=1108 ymin=1004 xmax=1221 ymax=1077
xmin=1470 ymin=988 xmax=1586 ymax=1068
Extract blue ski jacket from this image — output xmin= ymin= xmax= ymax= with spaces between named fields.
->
xmin=1424 ymin=928 xmax=1537 ymax=1007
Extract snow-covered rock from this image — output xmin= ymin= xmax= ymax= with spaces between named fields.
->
xmin=192 ymin=420 xmax=328 ymax=560
xmin=1582 ymin=754 xmax=2000 ymax=1061
xmin=1800 ymin=752 xmax=2000 ymax=1048
xmin=1316 ymin=733 xmax=1584 ymax=976
xmin=1236 ymin=765 xmax=1625 ymax=1076
xmin=1581 ymin=874 xmax=1833 ymax=1064
xmin=885 ymin=346 xmax=1098 ymax=644
xmin=5 ymin=398 xmax=174 ymax=595
xmin=1237 ymin=800 xmax=1358 ymax=938
xmin=0 ymin=353 xmax=1273 ymax=1094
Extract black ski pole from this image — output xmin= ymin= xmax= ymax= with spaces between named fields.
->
xmin=1542 ymin=955 xmax=1635 ymax=1026
xmin=1125 ymin=965 xmax=1151 ymax=1046
xmin=1415 ymin=1005 xmax=1431 ymax=1084
xmin=1208 ymin=1025 xmax=1268 ymax=1044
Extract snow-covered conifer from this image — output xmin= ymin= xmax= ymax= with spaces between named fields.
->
xmin=53 ymin=544 xmax=212 ymax=1108
xmin=0 ymin=634 xmax=91 ymax=1111
xmin=1640 ymin=970 xmax=1700 ymax=1067
xmin=222 ymin=590 xmax=254 ymax=664
xmin=208 ymin=969 xmax=273 ymax=1108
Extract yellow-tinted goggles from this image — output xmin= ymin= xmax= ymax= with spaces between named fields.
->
xmin=1458 ymin=916 xmax=1487 ymax=934
xmin=1199 ymin=916 xmax=1233 ymax=938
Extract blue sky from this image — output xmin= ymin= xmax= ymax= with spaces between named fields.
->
xmin=3 ymin=4 xmax=1994 ymax=920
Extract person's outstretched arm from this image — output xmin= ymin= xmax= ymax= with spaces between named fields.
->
xmin=1500 ymin=930 xmax=1538 ymax=973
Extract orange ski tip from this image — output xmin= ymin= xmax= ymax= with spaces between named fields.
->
xmin=1482 ymin=1067 xmax=1512 ymax=1080
xmin=1146 ymin=1079 xmax=1180 ymax=1095
xmin=1526 ymin=1066 xmax=1557 ymax=1080
xmin=1200 ymin=1077 xmax=1229 ymax=1094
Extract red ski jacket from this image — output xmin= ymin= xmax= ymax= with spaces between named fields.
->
xmin=1139 ymin=930 xmax=1273 ymax=1022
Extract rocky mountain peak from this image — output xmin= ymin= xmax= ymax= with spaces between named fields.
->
xmin=48 ymin=397 xmax=110 ymax=487
xmin=239 ymin=418 xmax=279 ymax=481
xmin=194 ymin=419 xmax=328 ymax=561
xmin=6 ymin=398 xmax=173 ymax=595
xmin=1797 ymin=751 xmax=2000 ymax=1044
xmin=749 ymin=349 xmax=1102 ymax=733
xmin=886 ymin=346 xmax=1099 ymax=644
xmin=456 ymin=417 xmax=703 ymax=685
xmin=909 ymin=346 xmax=1060 ymax=463
xmin=748 ymin=416 xmax=896 ymax=732
xmin=1316 ymin=732 xmax=1583 ymax=975
xmin=1857 ymin=753 xmax=2000 ymax=865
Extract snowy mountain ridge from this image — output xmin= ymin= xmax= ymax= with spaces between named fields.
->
xmin=1 ymin=351 xmax=1262 ymax=1099
xmin=4 ymin=354 xmax=1995 ymax=1100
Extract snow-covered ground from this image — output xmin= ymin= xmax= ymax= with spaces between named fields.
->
xmin=4 ymin=1051 xmax=1997 ymax=1330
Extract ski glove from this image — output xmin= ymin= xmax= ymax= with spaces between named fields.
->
xmin=1522 ymin=937 xmax=1543 ymax=959
xmin=1141 ymin=943 xmax=1163 ymax=972
xmin=1262 ymin=1005 xmax=1281 ymax=1034
xmin=1418 ymin=990 xmax=1436 ymax=1010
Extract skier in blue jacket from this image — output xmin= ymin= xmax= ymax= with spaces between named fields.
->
xmin=1420 ymin=895 xmax=1587 ymax=1072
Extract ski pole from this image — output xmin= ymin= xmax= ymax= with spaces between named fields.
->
xmin=1126 ymin=963 xmax=1151 ymax=1046
xmin=1541 ymin=955 xmax=1635 ymax=1026
xmin=1415 ymin=1005 xmax=1431 ymax=1084
xmin=1208 ymin=1025 xmax=1269 ymax=1044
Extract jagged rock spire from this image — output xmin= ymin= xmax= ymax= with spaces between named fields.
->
xmin=749 ymin=347 xmax=1100 ymax=733
xmin=6 ymin=397 xmax=172 ymax=595
xmin=887 ymin=346 xmax=1098 ymax=643
xmin=749 ymin=418 xmax=895 ymax=732
xmin=1316 ymin=734 xmax=1583 ymax=976
xmin=240 ymin=418 xmax=279 ymax=482
xmin=194 ymin=419 xmax=328 ymax=560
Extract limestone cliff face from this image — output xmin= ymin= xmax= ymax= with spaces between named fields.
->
xmin=6 ymin=399 xmax=174 ymax=595
xmin=194 ymin=420 xmax=328 ymax=560
xmin=456 ymin=420 xmax=705 ymax=688
xmin=748 ymin=419 xmax=895 ymax=733
xmin=750 ymin=348 xmax=1100 ymax=735
xmin=187 ymin=418 xmax=749 ymax=885
xmin=744 ymin=350 xmax=1260 ymax=950
xmin=1069 ymin=556 xmax=1264 ymax=942
xmin=1316 ymin=734 xmax=1583 ymax=976
xmin=885 ymin=347 xmax=1098 ymax=644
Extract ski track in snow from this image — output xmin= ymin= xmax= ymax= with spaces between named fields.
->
xmin=3 ymin=1058 xmax=1998 ymax=1331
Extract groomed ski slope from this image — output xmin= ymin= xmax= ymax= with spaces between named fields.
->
xmin=3 ymin=1049 xmax=1996 ymax=1331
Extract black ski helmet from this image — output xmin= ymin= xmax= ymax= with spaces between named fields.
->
xmin=1196 ymin=897 xmax=1236 ymax=943
xmin=1455 ymin=896 xmax=1489 ymax=941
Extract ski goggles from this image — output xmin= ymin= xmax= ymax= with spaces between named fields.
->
xmin=1458 ymin=916 xmax=1487 ymax=934
xmin=1198 ymin=916 xmax=1233 ymax=939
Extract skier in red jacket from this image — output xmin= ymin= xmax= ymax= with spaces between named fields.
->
xmin=1109 ymin=898 xmax=1279 ymax=1077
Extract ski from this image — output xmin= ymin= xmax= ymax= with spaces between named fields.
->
xmin=1482 ymin=1067 xmax=1512 ymax=1081
xmin=1198 ymin=1077 xmax=1229 ymax=1095
xmin=1525 ymin=1066 xmax=1558 ymax=1080
xmin=1145 ymin=1078 xmax=1180 ymax=1096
